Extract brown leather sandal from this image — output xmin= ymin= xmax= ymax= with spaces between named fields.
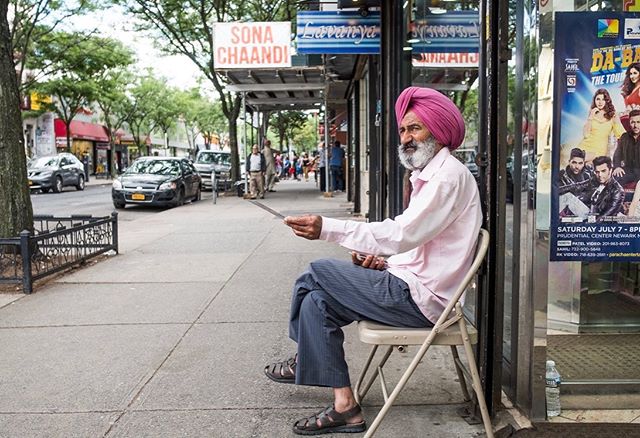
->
xmin=292 ymin=404 xmax=366 ymax=435
xmin=264 ymin=355 xmax=296 ymax=384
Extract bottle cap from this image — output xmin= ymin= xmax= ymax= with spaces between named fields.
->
xmin=546 ymin=360 xmax=555 ymax=367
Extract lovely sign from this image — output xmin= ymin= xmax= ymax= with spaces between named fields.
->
xmin=296 ymin=11 xmax=380 ymax=54
xmin=214 ymin=22 xmax=291 ymax=68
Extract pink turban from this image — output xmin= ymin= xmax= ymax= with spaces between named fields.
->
xmin=395 ymin=86 xmax=466 ymax=150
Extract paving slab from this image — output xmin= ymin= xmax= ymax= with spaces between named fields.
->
xmin=0 ymin=325 xmax=186 ymax=412
xmin=136 ymin=231 xmax=266 ymax=255
xmin=56 ymin=252 xmax=248 ymax=284
xmin=131 ymin=322 xmax=327 ymax=411
xmin=0 ymin=282 xmax=221 ymax=327
xmin=108 ymin=405 xmax=484 ymax=438
xmin=107 ymin=409 xmax=262 ymax=438
xmin=0 ymin=412 xmax=119 ymax=438
xmin=198 ymin=251 xmax=328 ymax=323
xmin=0 ymin=294 xmax=23 ymax=309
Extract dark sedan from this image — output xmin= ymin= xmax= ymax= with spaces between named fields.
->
xmin=111 ymin=157 xmax=202 ymax=209
xmin=28 ymin=153 xmax=86 ymax=193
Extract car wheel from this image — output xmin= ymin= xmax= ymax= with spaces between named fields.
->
xmin=193 ymin=185 xmax=201 ymax=202
xmin=52 ymin=176 xmax=63 ymax=193
xmin=76 ymin=175 xmax=85 ymax=191
xmin=174 ymin=188 xmax=185 ymax=207
xmin=41 ymin=187 xmax=50 ymax=193
xmin=113 ymin=201 xmax=126 ymax=209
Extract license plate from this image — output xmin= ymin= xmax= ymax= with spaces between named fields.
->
xmin=132 ymin=193 xmax=145 ymax=200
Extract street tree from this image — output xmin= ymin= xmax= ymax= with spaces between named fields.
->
xmin=117 ymin=0 xmax=297 ymax=181
xmin=9 ymin=0 xmax=99 ymax=91
xmin=0 ymin=0 xmax=34 ymax=238
xmin=195 ymin=99 xmax=226 ymax=150
xmin=123 ymin=73 xmax=171 ymax=156
xmin=146 ymin=79 xmax=180 ymax=154
xmin=93 ymin=63 xmax=136 ymax=176
xmin=269 ymin=110 xmax=308 ymax=151
xmin=32 ymin=33 xmax=134 ymax=151
xmin=291 ymin=114 xmax=320 ymax=152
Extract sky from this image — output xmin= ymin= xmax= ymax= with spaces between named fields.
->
xmin=68 ymin=6 xmax=202 ymax=90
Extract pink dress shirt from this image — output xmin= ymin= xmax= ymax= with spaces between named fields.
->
xmin=319 ymin=147 xmax=482 ymax=323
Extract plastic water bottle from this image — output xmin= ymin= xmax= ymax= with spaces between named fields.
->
xmin=545 ymin=360 xmax=561 ymax=417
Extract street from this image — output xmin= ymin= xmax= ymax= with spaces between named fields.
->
xmin=30 ymin=184 xmax=213 ymax=222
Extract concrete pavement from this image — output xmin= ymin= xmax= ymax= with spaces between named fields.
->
xmin=0 ymin=178 xmax=492 ymax=437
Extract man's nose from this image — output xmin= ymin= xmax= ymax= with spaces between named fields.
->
xmin=400 ymin=132 xmax=412 ymax=145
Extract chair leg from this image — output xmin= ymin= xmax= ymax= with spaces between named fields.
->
xmin=451 ymin=345 xmax=471 ymax=401
xmin=458 ymin=321 xmax=494 ymax=438
xmin=364 ymin=337 xmax=436 ymax=438
xmin=356 ymin=345 xmax=393 ymax=404
xmin=355 ymin=345 xmax=378 ymax=404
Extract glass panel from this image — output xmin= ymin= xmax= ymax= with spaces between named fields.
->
xmin=541 ymin=0 xmax=640 ymax=415
xmin=410 ymin=0 xmax=480 ymax=321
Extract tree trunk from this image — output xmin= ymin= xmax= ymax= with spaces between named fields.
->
xmin=0 ymin=1 xmax=34 ymax=237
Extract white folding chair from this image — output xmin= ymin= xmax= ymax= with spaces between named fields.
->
xmin=354 ymin=229 xmax=493 ymax=438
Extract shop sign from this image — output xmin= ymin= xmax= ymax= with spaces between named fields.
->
xmin=30 ymin=92 xmax=52 ymax=111
xmin=412 ymin=52 xmax=478 ymax=68
xmin=96 ymin=142 xmax=111 ymax=150
xmin=410 ymin=11 xmax=479 ymax=54
xmin=296 ymin=11 xmax=380 ymax=54
xmin=213 ymin=22 xmax=291 ymax=68
xmin=551 ymin=12 xmax=640 ymax=261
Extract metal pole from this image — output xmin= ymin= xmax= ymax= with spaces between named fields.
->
xmin=20 ymin=230 xmax=32 ymax=294
xmin=242 ymin=92 xmax=248 ymax=194
xmin=324 ymin=96 xmax=330 ymax=195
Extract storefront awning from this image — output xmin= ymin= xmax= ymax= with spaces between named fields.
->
xmin=54 ymin=119 xmax=109 ymax=142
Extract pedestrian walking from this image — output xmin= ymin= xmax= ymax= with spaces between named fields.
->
xmin=329 ymin=140 xmax=345 ymax=191
xmin=263 ymin=140 xmax=277 ymax=192
xmin=245 ymin=144 xmax=266 ymax=199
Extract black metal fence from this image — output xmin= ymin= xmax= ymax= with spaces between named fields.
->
xmin=0 ymin=213 xmax=118 ymax=294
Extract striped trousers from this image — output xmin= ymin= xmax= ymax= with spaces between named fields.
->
xmin=289 ymin=258 xmax=432 ymax=388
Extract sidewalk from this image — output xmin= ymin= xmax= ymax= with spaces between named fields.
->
xmin=0 ymin=179 xmax=490 ymax=437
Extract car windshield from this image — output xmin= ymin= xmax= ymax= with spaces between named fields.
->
xmin=28 ymin=157 xmax=58 ymax=168
xmin=455 ymin=150 xmax=476 ymax=164
xmin=197 ymin=152 xmax=230 ymax=166
xmin=127 ymin=159 xmax=181 ymax=176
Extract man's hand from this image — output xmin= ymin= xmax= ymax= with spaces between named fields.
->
xmin=613 ymin=167 xmax=625 ymax=177
xmin=284 ymin=215 xmax=322 ymax=240
xmin=351 ymin=252 xmax=387 ymax=270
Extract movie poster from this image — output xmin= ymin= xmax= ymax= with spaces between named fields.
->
xmin=551 ymin=12 xmax=640 ymax=261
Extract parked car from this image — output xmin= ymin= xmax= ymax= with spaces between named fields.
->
xmin=454 ymin=148 xmax=478 ymax=180
xmin=193 ymin=150 xmax=232 ymax=191
xmin=111 ymin=157 xmax=201 ymax=209
xmin=28 ymin=152 xmax=86 ymax=193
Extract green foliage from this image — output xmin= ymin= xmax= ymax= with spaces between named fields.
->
xmin=10 ymin=0 xmax=101 ymax=90
xmin=269 ymin=111 xmax=309 ymax=150
xmin=31 ymin=33 xmax=133 ymax=150
xmin=117 ymin=0 xmax=299 ymax=180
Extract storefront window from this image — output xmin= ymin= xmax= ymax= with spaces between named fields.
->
xmin=541 ymin=0 xmax=640 ymax=412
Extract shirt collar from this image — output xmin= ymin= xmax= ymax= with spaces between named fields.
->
xmin=410 ymin=147 xmax=451 ymax=184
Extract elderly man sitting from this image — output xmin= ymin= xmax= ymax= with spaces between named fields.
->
xmin=264 ymin=87 xmax=482 ymax=435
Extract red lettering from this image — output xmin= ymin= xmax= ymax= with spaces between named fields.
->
xmin=264 ymin=26 xmax=273 ymax=43
xmin=252 ymin=27 xmax=263 ymax=43
xmin=252 ymin=47 xmax=262 ymax=64
xmin=231 ymin=26 xmax=240 ymax=44
xmin=217 ymin=47 xmax=226 ymax=64
xmin=239 ymin=46 xmax=249 ymax=64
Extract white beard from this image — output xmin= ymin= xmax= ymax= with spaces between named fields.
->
xmin=397 ymin=137 xmax=438 ymax=171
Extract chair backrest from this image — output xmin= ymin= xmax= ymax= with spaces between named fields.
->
xmin=431 ymin=228 xmax=489 ymax=327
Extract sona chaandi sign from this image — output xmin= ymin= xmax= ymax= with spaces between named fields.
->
xmin=213 ymin=22 xmax=291 ymax=68
xmin=296 ymin=11 xmax=380 ymax=54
